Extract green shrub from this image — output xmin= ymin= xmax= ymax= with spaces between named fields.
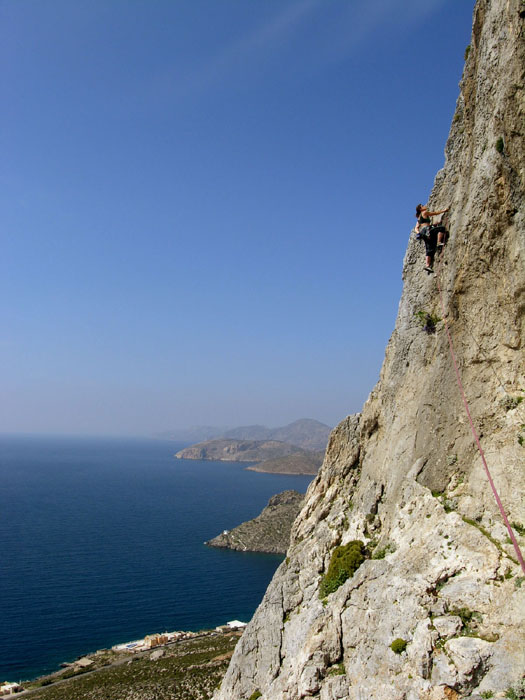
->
xmin=372 ymin=542 xmax=396 ymax=560
xmin=505 ymin=678 xmax=525 ymax=699
xmin=390 ymin=638 xmax=408 ymax=654
xmin=512 ymin=522 xmax=525 ymax=536
xmin=319 ymin=541 xmax=365 ymax=598
xmin=464 ymin=45 xmax=471 ymax=60
xmin=481 ymin=691 xmax=494 ymax=698
xmin=328 ymin=662 xmax=346 ymax=676
xmin=496 ymin=137 xmax=504 ymax=153
xmin=249 ymin=691 xmax=262 ymax=700
xmin=414 ymin=310 xmax=441 ymax=335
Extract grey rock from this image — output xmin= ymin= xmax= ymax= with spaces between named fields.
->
xmin=149 ymin=649 xmax=165 ymax=661
xmin=214 ymin=1 xmax=525 ymax=698
xmin=446 ymin=637 xmax=493 ymax=687
xmin=433 ymin=616 xmax=463 ymax=639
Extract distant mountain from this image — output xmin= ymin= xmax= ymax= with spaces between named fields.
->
xmin=174 ymin=439 xmax=307 ymax=463
xmin=223 ymin=419 xmax=332 ymax=451
xmin=160 ymin=419 xmax=332 ymax=452
xmin=221 ymin=425 xmax=272 ymax=441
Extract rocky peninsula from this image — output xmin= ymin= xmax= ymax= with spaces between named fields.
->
xmin=175 ymin=438 xmax=307 ymax=463
xmin=174 ymin=419 xmax=330 ymax=474
xmin=206 ymin=490 xmax=304 ymax=554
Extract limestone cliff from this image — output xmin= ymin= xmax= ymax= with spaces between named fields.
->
xmin=214 ymin=1 xmax=525 ymax=699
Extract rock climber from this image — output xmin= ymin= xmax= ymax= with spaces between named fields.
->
xmin=415 ymin=203 xmax=449 ymax=273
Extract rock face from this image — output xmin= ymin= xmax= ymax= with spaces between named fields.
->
xmin=214 ymin=2 xmax=525 ymax=699
xmin=175 ymin=439 xmax=307 ymax=463
xmin=206 ymin=490 xmax=305 ymax=554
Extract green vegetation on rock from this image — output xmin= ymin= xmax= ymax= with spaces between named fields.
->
xmin=505 ymin=678 xmax=525 ymax=699
xmin=319 ymin=540 xmax=365 ymax=598
xmin=390 ymin=638 xmax=408 ymax=654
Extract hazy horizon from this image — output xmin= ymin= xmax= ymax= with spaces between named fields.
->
xmin=0 ymin=416 xmax=334 ymax=441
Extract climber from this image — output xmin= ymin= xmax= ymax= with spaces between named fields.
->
xmin=415 ymin=203 xmax=449 ymax=273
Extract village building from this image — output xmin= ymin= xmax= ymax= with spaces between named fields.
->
xmin=0 ymin=682 xmax=22 ymax=696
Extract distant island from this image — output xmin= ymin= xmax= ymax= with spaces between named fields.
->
xmin=175 ymin=438 xmax=309 ymax=463
xmin=162 ymin=418 xmax=331 ymax=451
xmin=206 ymin=490 xmax=304 ymax=554
xmin=172 ymin=419 xmax=331 ymax=475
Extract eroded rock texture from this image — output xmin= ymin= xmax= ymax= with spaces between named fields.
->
xmin=214 ymin=1 xmax=524 ymax=698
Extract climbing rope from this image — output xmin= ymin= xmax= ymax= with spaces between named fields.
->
xmin=434 ymin=250 xmax=525 ymax=574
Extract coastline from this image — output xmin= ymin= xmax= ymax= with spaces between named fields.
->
xmin=11 ymin=622 xmax=246 ymax=698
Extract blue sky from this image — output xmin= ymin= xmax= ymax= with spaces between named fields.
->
xmin=1 ymin=0 xmax=475 ymax=436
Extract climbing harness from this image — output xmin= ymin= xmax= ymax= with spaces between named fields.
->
xmin=434 ymin=251 xmax=525 ymax=574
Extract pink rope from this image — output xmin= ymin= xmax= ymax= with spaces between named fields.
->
xmin=434 ymin=255 xmax=525 ymax=574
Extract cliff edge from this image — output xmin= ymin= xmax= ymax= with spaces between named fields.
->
xmin=214 ymin=1 xmax=525 ymax=698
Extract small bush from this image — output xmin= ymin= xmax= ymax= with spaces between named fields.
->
xmin=464 ymin=44 xmax=471 ymax=60
xmin=328 ymin=663 xmax=346 ymax=676
xmin=496 ymin=137 xmax=504 ymax=153
xmin=505 ymin=678 xmax=525 ymax=699
xmin=319 ymin=541 xmax=365 ymax=598
xmin=452 ymin=607 xmax=473 ymax=626
xmin=443 ymin=498 xmax=458 ymax=513
xmin=481 ymin=691 xmax=494 ymax=698
xmin=390 ymin=638 xmax=408 ymax=654
xmin=414 ymin=310 xmax=441 ymax=335
xmin=512 ymin=522 xmax=525 ymax=537
xmin=249 ymin=691 xmax=262 ymax=700
xmin=372 ymin=542 xmax=396 ymax=560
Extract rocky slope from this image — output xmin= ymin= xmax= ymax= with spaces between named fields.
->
xmin=214 ymin=2 xmax=525 ymax=699
xmin=175 ymin=439 xmax=307 ymax=463
xmin=206 ymin=490 xmax=305 ymax=554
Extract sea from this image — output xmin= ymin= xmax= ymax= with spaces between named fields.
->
xmin=0 ymin=434 xmax=314 ymax=682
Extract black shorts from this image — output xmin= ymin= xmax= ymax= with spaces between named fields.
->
xmin=420 ymin=226 xmax=438 ymax=256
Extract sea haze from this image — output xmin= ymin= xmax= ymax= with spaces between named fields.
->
xmin=0 ymin=435 xmax=313 ymax=681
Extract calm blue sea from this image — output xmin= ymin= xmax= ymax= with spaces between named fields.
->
xmin=0 ymin=435 xmax=313 ymax=681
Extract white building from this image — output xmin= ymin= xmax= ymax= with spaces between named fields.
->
xmin=0 ymin=682 xmax=21 ymax=696
xmin=226 ymin=620 xmax=247 ymax=629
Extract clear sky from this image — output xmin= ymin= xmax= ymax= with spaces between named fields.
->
xmin=1 ymin=0 xmax=475 ymax=436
